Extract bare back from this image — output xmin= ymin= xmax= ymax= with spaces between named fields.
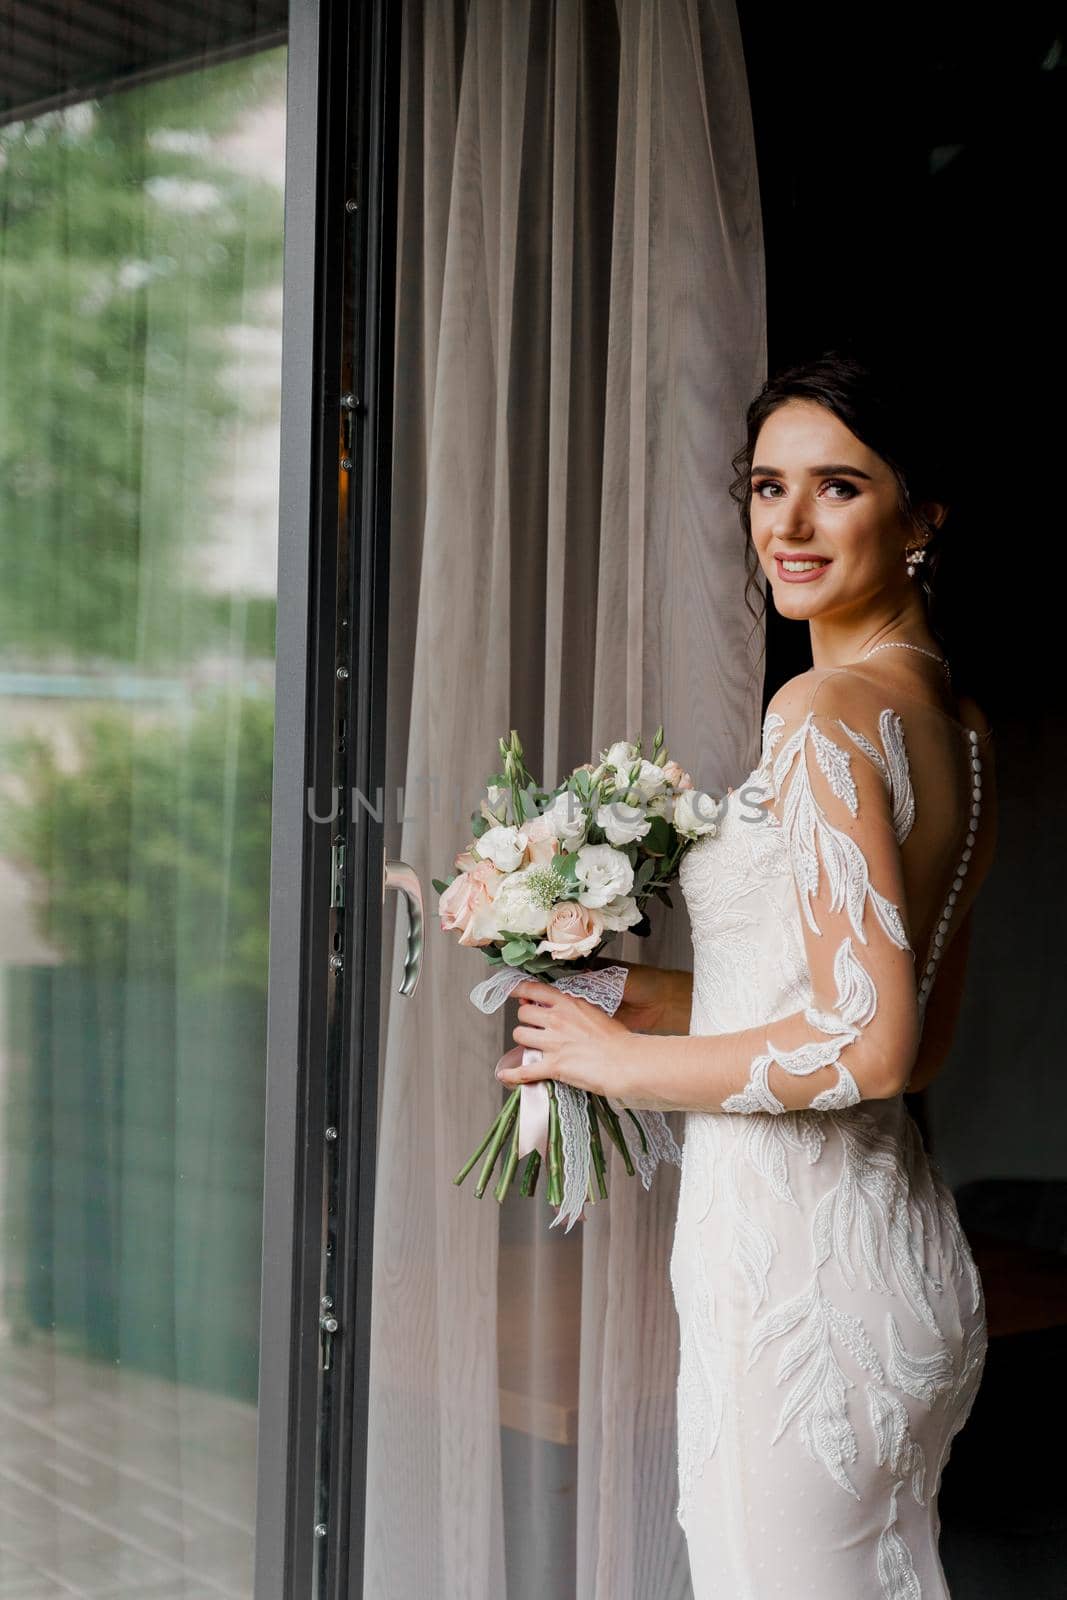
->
xmin=824 ymin=661 xmax=998 ymax=982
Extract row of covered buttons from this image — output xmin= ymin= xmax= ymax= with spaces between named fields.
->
xmin=918 ymin=726 xmax=982 ymax=1009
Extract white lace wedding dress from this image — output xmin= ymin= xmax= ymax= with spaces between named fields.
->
xmin=670 ymin=664 xmax=993 ymax=1599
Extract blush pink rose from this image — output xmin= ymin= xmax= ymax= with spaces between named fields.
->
xmin=662 ymin=760 xmax=694 ymax=791
xmin=438 ymin=860 xmax=504 ymax=947
xmin=453 ymin=847 xmax=481 ymax=872
xmin=534 ymin=900 xmax=603 ymax=960
xmin=521 ymin=813 xmax=561 ymax=866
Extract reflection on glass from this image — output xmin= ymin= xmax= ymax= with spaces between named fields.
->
xmin=0 ymin=46 xmax=286 ymax=1597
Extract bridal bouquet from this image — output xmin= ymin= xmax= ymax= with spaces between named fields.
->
xmin=435 ymin=728 xmax=723 ymax=1230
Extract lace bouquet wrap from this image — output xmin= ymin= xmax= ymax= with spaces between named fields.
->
xmin=435 ymin=728 xmax=723 ymax=1231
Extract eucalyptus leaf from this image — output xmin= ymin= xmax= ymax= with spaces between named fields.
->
xmin=643 ymin=815 xmax=671 ymax=856
xmin=634 ymin=857 xmax=656 ymax=892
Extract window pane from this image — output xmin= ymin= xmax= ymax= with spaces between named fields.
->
xmin=0 ymin=40 xmax=287 ymax=1599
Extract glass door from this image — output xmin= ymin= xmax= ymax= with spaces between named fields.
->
xmin=0 ymin=6 xmax=288 ymax=1596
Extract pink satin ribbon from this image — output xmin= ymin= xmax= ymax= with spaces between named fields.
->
xmin=491 ymin=1047 xmax=590 ymax=1222
xmin=493 ymin=1045 xmax=550 ymax=1160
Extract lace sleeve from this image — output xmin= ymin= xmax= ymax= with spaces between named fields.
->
xmin=721 ymin=674 xmax=920 ymax=1115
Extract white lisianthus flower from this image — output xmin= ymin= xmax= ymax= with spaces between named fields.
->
xmin=596 ymin=799 xmax=651 ymax=847
xmin=604 ymin=740 xmax=639 ymax=771
xmin=476 ymin=823 xmax=529 ymax=872
xmin=490 ymin=863 xmax=567 ymax=937
xmin=623 ymin=758 xmax=669 ymax=803
xmin=573 ymin=842 xmax=635 ymax=908
xmin=480 ymin=783 xmax=511 ymax=824
xmin=597 ymin=893 xmax=643 ymax=932
xmin=541 ymin=790 xmax=589 ymax=850
xmin=673 ymin=789 xmax=722 ymax=840
xmin=645 ymin=789 xmax=675 ymax=822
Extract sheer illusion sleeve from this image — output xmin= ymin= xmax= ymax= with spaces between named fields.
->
xmin=721 ymin=673 xmax=920 ymax=1115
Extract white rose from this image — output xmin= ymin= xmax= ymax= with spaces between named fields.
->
xmin=673 ymin=789 xmax=722 ymax=840
xmin=541 ymin=790 xmax=589 ymax=849
xmin=490 ymin=868 xmax=552 ymax=937
xmin=573 ymin=842 xmax=635 ymax=908
xmin=596 ymin=799 xmax=651 ymax=847
xmin=597 ymin=893 xmax=643 ymax=932
xmin=475 ymin=823 xmax=529 ymax=872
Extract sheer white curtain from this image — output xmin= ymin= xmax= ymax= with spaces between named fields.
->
xmin=366 ymin=3 xmax=766 ymax=1594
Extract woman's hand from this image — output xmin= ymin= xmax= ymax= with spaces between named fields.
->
xmin=496 ymin=979 xmax=634 ymax=1096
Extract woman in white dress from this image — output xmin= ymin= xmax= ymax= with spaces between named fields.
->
xmin=499 ymin=352 xmax=996 ymax=1598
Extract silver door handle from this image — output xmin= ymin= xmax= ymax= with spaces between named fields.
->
xmin=383 ymin=849 xmax=424 ymax=997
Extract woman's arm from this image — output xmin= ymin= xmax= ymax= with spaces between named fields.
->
xmin=617 ymin=905 xmax=973 ymax=1114
xmin=613 ymin=995 xmax=911 ymax=1113
xmin=612 ymin=678 xmax=920 ymax=1114
xmin=508 ymin=674 xmax=922 ymax=1111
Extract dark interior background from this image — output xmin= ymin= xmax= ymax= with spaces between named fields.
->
xmin=738 ymin=4 xmax=1066 ymax=1592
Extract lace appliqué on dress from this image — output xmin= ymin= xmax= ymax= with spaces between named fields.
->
xmin=721 ymin=710 xmax=911 ymax=1116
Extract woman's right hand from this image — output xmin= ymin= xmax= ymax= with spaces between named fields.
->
xmin=613 ymin=962 xmax=690 ymax=1035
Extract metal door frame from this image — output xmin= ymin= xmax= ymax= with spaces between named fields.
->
xmin=254 ymin=1 xmax=401 ymax=1594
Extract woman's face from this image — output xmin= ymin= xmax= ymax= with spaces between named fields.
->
xmin=749 ymin=398 xmax=918 ymax=623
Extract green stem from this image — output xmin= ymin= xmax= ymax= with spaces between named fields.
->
xmin=474 ymin=1092 xmax=521 ymax=1197
xmin=593 ymin=1094 xmax=635 ymax=1177
xmin=453 ymin=1088 xmax=520 ymax=1186
xmin=587 ymin=1095 xmax=609 ymax=1199
xmin=494 ymin=1109 xmax=522 ymax=1204
xmin=546 ymin=1081 xmax=562 ymax=1205
xmin=519 ymin=1148 xmax=541 ymax=1197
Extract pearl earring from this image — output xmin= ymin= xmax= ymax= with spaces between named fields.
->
xmin=905 ymin=544 xmax=928 ymax=579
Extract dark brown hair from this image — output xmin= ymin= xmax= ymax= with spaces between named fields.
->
xmin=730 ymin=349 xmax=957 ymax=671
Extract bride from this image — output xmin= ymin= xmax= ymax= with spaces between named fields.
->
xmin=498 ymin=351 xmax=996 ymax=1598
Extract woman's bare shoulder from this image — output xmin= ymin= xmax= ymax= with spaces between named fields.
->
xmin=764 ymin=664 xmax=850 ymax=720
xmin=767 ymin=666 xmax=995 ymax=746
xmin=766 ymin=664 xmax=886 ymax=726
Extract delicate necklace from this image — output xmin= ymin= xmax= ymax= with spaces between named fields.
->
xmin=860 ymin=640 xmax=952 ymax=680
